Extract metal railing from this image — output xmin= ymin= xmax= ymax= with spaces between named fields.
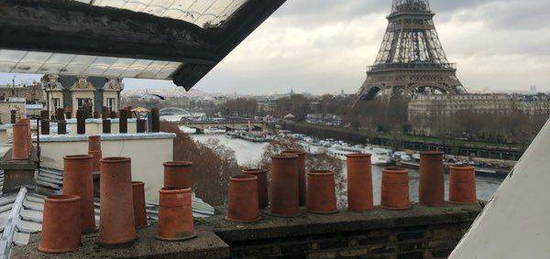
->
xmin=368 ymin=62 xmax=456 ymax=72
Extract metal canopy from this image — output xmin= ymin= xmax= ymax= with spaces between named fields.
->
xmin=0 ymin=0 xmax=286 ymax=90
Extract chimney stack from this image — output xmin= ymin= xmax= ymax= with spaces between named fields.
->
xmin=57 ymin=120 xmax=67 ymax=135
xmin=136 ymin=119 xmax=146 ymax=133
xmin=119 ymin=109 xmax=128 ymax=134
xmin=41 ymin=119 xmax=50 ymax=135
xmin=102 ymin=119 xmax=111 ymax=134
xmin=76 ymin=109 xmax=86 ymax=135
xmin=10 ymin=110 xmax=16 ymax=124
xmin=40 ymin=110 xmax=50 ymax=135
xmin=65 ymin=111 xmax=72 ymax=120
xmin=55 ymin=108 xmax=64 ymax=122
xmin=151 ymin=108 xmax=160 ymax=133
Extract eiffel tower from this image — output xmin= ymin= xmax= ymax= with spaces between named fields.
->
xmin=356 ymin=0 xmax=466 ymax=102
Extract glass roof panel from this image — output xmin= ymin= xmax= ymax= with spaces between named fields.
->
xmin=155 ymin=62 xmax=182 ymax=79
xmin=104 ymin=58 xmax=137 ymax=78
xmin=0 ymin=49 xmax=181 ymax=80
xmin=121 ymin=59 xmax=153 ymax=78
xmin=73 ymin=0 xmax=247 ymax=28
xmin=11 ymin=52 xmax=52 ymax=74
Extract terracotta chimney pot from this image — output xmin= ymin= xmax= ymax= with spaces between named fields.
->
xmin=163 ymin=161 xmax=193 ymax=189
xmin=88 ymin=150 xmax=102 ymax=172
xmin=98 ymin=157 xmax=136 ymax=246
xmin=157 ymin=187 xmax=196 ymax=241
xmin=226 ymin=175 xmax=260 ymax=222
xmin=281 ymin=150 xmax=306 ymax=206
xmin=38 ymin=195 xmax=81 ymax=253
xmin=449 ymin=165 xmax=477 ymax=204
xmin=419 ymin=151 xmax=445 ymax=207
xmin=270 ymin=154 xmax=300 ymax=217
xmin=242 ymin=169 xmax=269 ymax=209
xmin=63 ymin=155 xmax=96 ymax=233
xmin=88 ymin=135 xmax=101 ymax=152
xmin=132 ymin=181 xmax=148 ymax=228
xmin=346 ymin=153 xmax=374 ymax=212
xmin=307 ymin=170 xmax=338 ymax=214
xmin=381 ymin=167 xmax=410 ymax=210
xmin=11 ymin=123 xmax=28 ymax=160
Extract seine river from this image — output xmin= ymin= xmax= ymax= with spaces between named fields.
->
xmin=192 ymin=134 xmax=504 ymax=205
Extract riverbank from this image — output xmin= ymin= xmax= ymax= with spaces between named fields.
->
xmin=191 ymin=134 xmax=504 ymax=203
xmin=279 ymin=120 xmax=523 ymax=161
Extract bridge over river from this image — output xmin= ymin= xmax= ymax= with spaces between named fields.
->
xmin=159 ymin=107 xmax=266 ymax=133
xmin=179 ymin=121 xmax=266 ymax=134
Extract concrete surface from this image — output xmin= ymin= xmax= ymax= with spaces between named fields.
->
xmin=11 ymin=224 xmax=229 ymax=259
xmin=211 ymin=203 xmax=482 ymax=242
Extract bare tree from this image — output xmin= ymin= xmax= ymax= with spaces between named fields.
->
xmin=160 ymin=121 xmax=240 ymax=206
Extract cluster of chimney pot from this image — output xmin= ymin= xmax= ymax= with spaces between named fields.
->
xmin=10 ymin=107 xmax=161 ymax=160
xmin=12 ymin=106 xmax=160 ymax=142
xmin=10 ymin=114 xmax=476 ymax=253
xmin=226 ymin=150 xmax=477 ymax=222
xmin=38 ymin=136 xmax=196 ymax=253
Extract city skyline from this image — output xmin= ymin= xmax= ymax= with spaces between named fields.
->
xmin=1 ymin=0 xmax=550 ymax=95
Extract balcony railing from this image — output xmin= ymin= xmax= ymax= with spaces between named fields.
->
xmin=367 ymin=62 xmax=457 ymax=72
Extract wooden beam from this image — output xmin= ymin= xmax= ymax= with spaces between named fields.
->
xmin=0 ymin=0 xmax=220 ymax=65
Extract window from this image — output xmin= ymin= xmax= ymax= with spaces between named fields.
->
xmin=52 ymin=98 xmax=61 ymax=110
xmin=77 ymin=98 xmax=92 ymax=109
xmin=106 ymin=98 xmax=115 ymax=112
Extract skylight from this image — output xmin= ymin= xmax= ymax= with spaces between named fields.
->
xmin=72 ymin=0 xmax=248 ymax=28
xmin=0 ymin=50 xmax=181 ymax=80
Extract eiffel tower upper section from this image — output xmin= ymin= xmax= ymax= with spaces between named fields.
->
xmin=356 ymin=0 xmax=466 ymax=101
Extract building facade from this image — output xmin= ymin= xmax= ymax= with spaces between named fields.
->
xmin=0 ymin=83 xmax=43 ymax=104
xmin=42 ymin=75 xmax=123 ymax=118
xmin=0 ymin=97 xmax=26 ymax=124
xmin=408 ymin=94 xmax=550 ymax=136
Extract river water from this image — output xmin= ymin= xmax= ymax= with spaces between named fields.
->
xmin=192 ymin=134 xmax=504 ymax=205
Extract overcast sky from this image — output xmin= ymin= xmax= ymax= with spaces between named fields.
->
xmin=2 ymin=0 xmax=550 ymax=95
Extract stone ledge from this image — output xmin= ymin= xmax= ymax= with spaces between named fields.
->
xmin=0 ymin=160 xmax=37 ymax=170
xmin=210 ymin=203 xmax=482 ymax=242
xmin=34 ymin=133 xmax=176 ymax=142
xmin=62 ymin=119 xmax=138 ymax=124
xmin=1 ymin=147 xmax=38 ymax=168
xmin=11 ymin=224 xmax=230 ymax=259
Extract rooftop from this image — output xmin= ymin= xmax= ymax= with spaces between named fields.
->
xmin=0 ymin=167 xmax=214 ymax=256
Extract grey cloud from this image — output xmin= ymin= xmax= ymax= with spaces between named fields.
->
xmin=3 ymin=0 xmax=550 ymax=94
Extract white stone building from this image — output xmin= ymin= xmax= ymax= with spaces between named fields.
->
xmin=42 ymin=75 xmax=123 ymax=118
xmin=408 ymin=94 xmax=550 ymax=136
